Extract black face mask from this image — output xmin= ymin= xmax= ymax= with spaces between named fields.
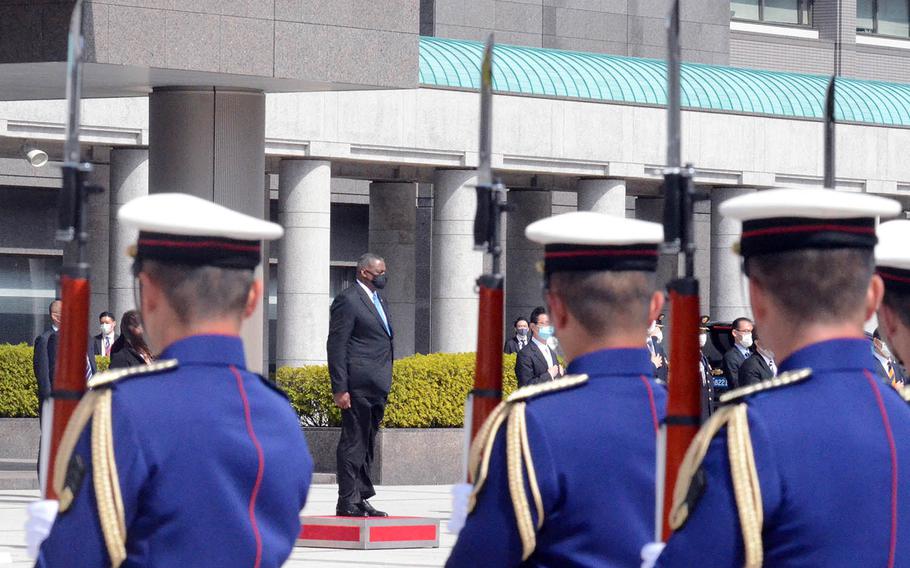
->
xmin=372 ymin=273 xmax=388 ymax=289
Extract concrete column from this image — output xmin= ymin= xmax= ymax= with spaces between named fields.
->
xmin=431 ymin=169 xmax=484 ymax=353
xmin=710 ymin=187 xmax=755 ymax=322
xmin=577 ymin=178 xmax=626 ymax=216
xmin=369 ymin=182 xmax=417 ymax=358
xmin=149 ymin=87 xmax=267 ymax=372
xmin=108 ymin=148 xmax=148 ymax=322
xmin=277 ymin=160 xmax=331 ymax=367
xmin=505 ymin=189 xmax=550 ymax=327
xmin=635 ymin=197 xmax=678 ymax=289
xmin=414 ymin=183 xmax=433 ymax=355
xmin=693 ymin=198 xmax=711 ymax=315
xmin=85 ymin=159 xmax=110 ymax=327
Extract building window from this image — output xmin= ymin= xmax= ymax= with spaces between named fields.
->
xmin=0 ymin=253 xmax=62 ymax=345
xmin=858 ymin=0 xmax=910 ymax=37
xmin=732 ymin=0 xmax=813 ymax=25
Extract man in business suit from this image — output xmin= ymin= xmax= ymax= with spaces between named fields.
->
xmin=32 ymin=300 xmax=62 ymax=414
xmin=647 ymin=319 xmax=668 ymax=383
xmin=871 ymin=328 xmax=905 ymax=385
xmin=92 ymin=311 xmax=117 ymax=357
xmin=721 ymin=316 xmax=754 ymax=389
xmin=327 ymin=252 xmax=394 ymax=517
xmin=515 ymin=306 xmax=563 ymax=387
xmin=737 ymin=329 xmax=776 ymax=387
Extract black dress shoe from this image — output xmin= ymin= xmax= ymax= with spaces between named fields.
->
xmin=336 ymin=503 xmax=368 ymax=517
xmin=358 ymin=500 xmax=388 ymax=517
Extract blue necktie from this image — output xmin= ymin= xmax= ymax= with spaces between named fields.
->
xmin=372 ymin=292 xmax=391 ymax=336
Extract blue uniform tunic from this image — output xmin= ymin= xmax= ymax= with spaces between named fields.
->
xmin=38 ymin=335 xmax=313 ymax=567
xmin=658 ymin=338 xmax=910 ymax=567
xmin=447 ymin=348 xmax=666 ymax=567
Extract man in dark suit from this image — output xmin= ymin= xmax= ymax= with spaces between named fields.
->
xmin=32 ymin=300 xmax=62 ymax=414
xmin=647 ymin=319 xmax=668 ymax=383
xmin=515 ymin=306 xmax=563 ymax=387
xmin=327 ymin=252 xmax=394 ymax=517
xmin=738 ymin=329 xmax=775 ymax=388
xmin=92 ymin=311 xmax=117 ymax=357
xmin=871 ymin=328 xmax=906 ymax=385
xmin=722 ymin=316 xmax=754 ymax=389
xmin=503 ymin=316 xmax=530 ymax=354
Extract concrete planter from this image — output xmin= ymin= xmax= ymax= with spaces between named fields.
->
xmin=303 ymin=427 xmax=463 ymax=485
xmin=0 ymin=418 xmax=39 ymax=459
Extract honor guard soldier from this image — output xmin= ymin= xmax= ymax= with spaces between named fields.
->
xmin=447 ymin=211 xmax=668 ymax=567
xmin=655 ymin=189 xmax=910 ymax=567
xmin=876 ymin=220 xmax=910 ymax=387
xmin=33 ymin=194 xmax=314 ymax=567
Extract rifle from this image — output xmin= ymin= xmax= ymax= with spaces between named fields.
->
xmin=468 ymin=34 xmax=511 ymax=453
xmin=40 ymin=0 xmax=103 ymax=499
xmin=655 ymin=0 xmax=705 ymax=541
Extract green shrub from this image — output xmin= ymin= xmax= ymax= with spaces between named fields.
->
xmin=0 ymin=344 xmax=111 ymax=418
xmin=278 ymin=352 xmax=518 ymax=428
xmin=0 ymin=344 xmax=38 ymax=417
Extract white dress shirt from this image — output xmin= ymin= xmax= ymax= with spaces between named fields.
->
xmin=532 ymin=336 xmax=555 ymax=367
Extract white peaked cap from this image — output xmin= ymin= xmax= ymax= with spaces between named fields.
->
xmin=525 ymin=211 xmax=663 ymax=245
xmin=877 ymin=220 xmax=910 ymax=271
xmin=719 ymin=188 xmax=900 ymax=221
xmin=118 ymin=193 xmax=283 ymax=240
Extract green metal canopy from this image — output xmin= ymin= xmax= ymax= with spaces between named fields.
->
xmin=418 ymin=36 xmax=910 ymax=127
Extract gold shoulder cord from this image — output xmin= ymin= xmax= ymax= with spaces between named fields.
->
xmin=52 ymin=389 xmax=131 ymax=567
xmin=466 ymin=374 xmax=589 ymax=561
xmin=670 ymin=403 xmax=764 ymax=568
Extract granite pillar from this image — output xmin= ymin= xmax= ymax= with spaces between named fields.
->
xmin=108 ymin=148 xmax=148 ymax=322
xmin=431 ymin=169 xmax=484 ymax=353
xmin=277 ymin=160 xmax=331 ymax=367
xmin=505 ymin=189 xmax=550 ymax=327
xmin=710 ymin=187 xmax=756 ymax=322
xmin=369 ymin=182 xmax=417 ymax=358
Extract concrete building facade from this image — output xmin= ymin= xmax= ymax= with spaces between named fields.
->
xmin=2 ymin=0 xmax=910 ymax=372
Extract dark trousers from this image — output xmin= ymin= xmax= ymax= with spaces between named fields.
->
xmin=336 ymin=393 xmax=386 ymax=505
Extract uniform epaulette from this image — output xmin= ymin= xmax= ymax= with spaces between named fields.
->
xmin=465 ymin=374 xmax=589 ymax=562
xmin=507 ymin=373 xmax=590 ymax=403
xmin=718 ymin=368 xmax=812 ymax=404
xmin=87 ymin=359 xmax=179 ymax=389
xmin=898 ymin=384 xmax=910 ymax=403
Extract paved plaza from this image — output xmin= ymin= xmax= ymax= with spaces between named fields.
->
xmin=0 ymin=485 xmax=457 ymax=567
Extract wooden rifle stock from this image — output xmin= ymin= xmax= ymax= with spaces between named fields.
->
xmin=44 ymin=273 xmax=90 ymax=499
xmin=660 ymin=279 xmax=701 ymax=539
xmin=470 ymin=276 xmax=505 ymax=465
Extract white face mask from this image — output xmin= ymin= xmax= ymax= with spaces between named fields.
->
xmin=739 ymin=332 xmax=753 ymax=349
xmin=100 ymin=323 xmax=113 ymax=335
xmin=881 ymin=342 xmax=893 ymax=359
xmin=699 ymin=334 xmax=707 ymax=348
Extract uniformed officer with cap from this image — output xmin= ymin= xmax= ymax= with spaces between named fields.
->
xmin=32 ymin=193 xmax=314 ymax=567
xmin=875 ymin=220 xmax=910 ymax=386
xmin=447 ymin=211 xmax=667 ymax=567
xmin=653 ymin=188 xmax=910 ymax=567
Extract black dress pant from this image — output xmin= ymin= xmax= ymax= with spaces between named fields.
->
xmin=336 ymin=393 xmax=386 ymax=505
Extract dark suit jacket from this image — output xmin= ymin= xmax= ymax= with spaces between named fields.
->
xmin=515 ymin=341 xmax=560 ymax=388
xmin=738 ymin=353 xmax=773 ymax=388
xmin=33 ymin=328 xmax=56 ymax=405
xmin=503 ymin=336 xmax=529 ymax=355
xmin=722 ymin=346 xmax=749 ymax=389
xmin=109 ymin=339 xmax=148 ymax=369
xmin=874 ymin=356 xmax=908 ymax=385
xmin=93 ymin=333 xmax=118 ymax=357
xmin=327 ymin=283 xmax=394 ymax=397
xmin=648 ymin=337 xmax=668 ymax=383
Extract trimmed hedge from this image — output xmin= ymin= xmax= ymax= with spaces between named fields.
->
xmin=278 ymin=352 xmax=519 ymax=428
xmin=0 ymin=344 xmax=109 ymax=418
xmin=1 ymin=343 xmax=516 ymax=428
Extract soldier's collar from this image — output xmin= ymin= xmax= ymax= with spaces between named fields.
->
xmin=566 ymin=347 xmax=654 ymax=378
xmin=778 ymin=337 xmax=879 ymax=374
xmin=159 ymin=334 xmax=247 ymax=369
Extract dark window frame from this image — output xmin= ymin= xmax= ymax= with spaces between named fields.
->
xmin=731 ymin=0 xmax=814 ymax=27
xmin=857 ymin=0 xmax=910 ymax=38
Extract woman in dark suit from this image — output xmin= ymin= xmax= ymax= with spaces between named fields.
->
xmin=109 ymin=310 xmax=153 ymax=369
xmin=503 ymin=317 xmax=530 ymax=354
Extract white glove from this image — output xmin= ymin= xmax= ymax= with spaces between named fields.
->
xmin=641 ymin=541 xmax=666 ymax=568
xmin=447 ymin=482 xmax=473 ymax=535
xmin=26 ymin=499 xmax=59 ymax=559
